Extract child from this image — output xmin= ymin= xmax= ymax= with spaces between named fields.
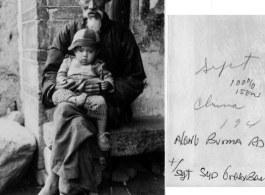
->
xmin=52 ymin=28 xmax=114 ymax=151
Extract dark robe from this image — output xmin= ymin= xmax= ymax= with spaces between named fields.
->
xmin=41 ymin=13 xmax=146 ymax=194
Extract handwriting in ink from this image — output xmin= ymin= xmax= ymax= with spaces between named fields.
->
xmin=200 ymin=167 xmax=218 ymax=180
xmin=220 ymin=119 xmax=228 ymax=129
xmin=169 ymin=158 xmax=193 ymax=181
xmin=246 ymin=120 xmax=261 ymax=128
xmin=195 ymin=53 xmax=260 ymax=77
xmin=223 ymin=165 xmax=265 ymax=181
xmin=174 ymin=131 xmax=199 ymax=146
xmin=206 ymin=132 xmax=242 ymax=145
xmin=220 ymin=119 xmax=261 ymax=129
xmin=230 ymin=78 xmax=255 ymax=89
xmin=235 ymin=89 xmax=261 ymax=98
xmin=234 ymin=119 xmax=241 ymax=128
xmin=194 ymin=95 xmax=245 ymax=110
xmin=248 ymin=136 xmax=264 ymax=148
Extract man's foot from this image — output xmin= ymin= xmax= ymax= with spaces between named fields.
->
xmin=38 ymin=172 xmax=59 ymax=195
xmin=97 ymin=132 xmax=110 ymax=151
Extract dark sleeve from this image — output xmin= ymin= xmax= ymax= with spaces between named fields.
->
xmin=41 ymin=49 xmax=65 ymax=108
xmin=107 ymin=29 xmax=146 ymax=107
xmin=41 ymin=21 xmax=76 ymax=108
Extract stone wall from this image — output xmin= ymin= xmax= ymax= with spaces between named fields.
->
xmin=20 ymin=0 xmax=48 ymax=168
xmin=0 ymin=0 xmax=20 ymax=116
xmin=131 ymin=0 xmax=164 ymax=117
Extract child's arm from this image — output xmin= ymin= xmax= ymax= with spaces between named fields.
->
xmin=55 ymin=57 xmax=77 ymax=91
xmin=56 ymin=58 xmax=69 ymax=84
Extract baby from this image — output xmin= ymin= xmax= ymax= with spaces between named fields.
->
xmin=52 ymin=28 xmax=114 ymax=151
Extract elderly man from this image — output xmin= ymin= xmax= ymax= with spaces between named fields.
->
xmin=39 ymin=0 xmax=146 ymax=195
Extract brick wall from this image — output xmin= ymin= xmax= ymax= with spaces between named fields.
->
xmin=0 ymin=0 xmax=20 ymax=116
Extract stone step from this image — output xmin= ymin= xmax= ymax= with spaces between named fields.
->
xmin=43 ymin=116 xmax=164 ymax=157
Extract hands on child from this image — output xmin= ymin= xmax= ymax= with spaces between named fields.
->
xmin=55 ymin=79 xmax=78 ymax=91
xmin=101 ymin=80 xmax=111 ymax=90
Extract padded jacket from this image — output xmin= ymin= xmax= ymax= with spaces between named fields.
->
xmin=42 ymin=13 xmax=146 ymax=126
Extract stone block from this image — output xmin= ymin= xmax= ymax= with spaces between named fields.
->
xmin=46 ymin=0 xmax=79 ymax=6
xmin=39 ymin=102 xmax=48 ymax=126
xmin=22 ymin=60 xmax=39 ymax=88
xmin=37 ymin=50 xmax=48 ymax=62
xmin=38 ymin=20 xmax=49 ymax=50
xmin=49 ymin=7 xmax=82 ymax=20
xmin=36 ymin=0 xmax=47 ymax=6
xmin=22 ymin=21 xmax=37 ymax=49
xmin=47 ymin=20 xmax=69 ymax=48
xmin=24 ymin=113 xmax=39 ymax=136
xmin=43 ymin=116 xmax=164 ymax=156
xmin=109 ymin=116 xmax=164 ymax=156
xmin=0 ymin=119 xmax=36 ymax=193
xmin=23 ymin=50 xmax=38 ymax=61
xmin=23 ymin=84 xmax=39 ymax=101
xmin=22 ymin=7 xmax=36 ymax=22
xmin=23 ymin=91 xmax=39 ymax=120
xmin=37 ymin=7 xmax=49 ymax=20
xmin=22 ymin=0 xmax=36 ymax=13
xmin=6 ymin=111 xmax=25 ymax=126
xmin=132 ymin=52 xmax=164 ymax=117
xmin=22 ymin=93 xmax=45 ymax=170
xmin=22 ymin=23 xmax=27 ymax=49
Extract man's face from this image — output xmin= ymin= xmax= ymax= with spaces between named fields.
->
xmin=79 ymin=0 xmax=106 ymax=19
xmin=79 ymin=0 xmax=107 ymax=32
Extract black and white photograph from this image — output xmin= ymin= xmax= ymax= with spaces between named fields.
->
xmin=0 ymin=0 xmax=164 ymax=194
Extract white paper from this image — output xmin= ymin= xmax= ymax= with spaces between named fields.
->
xmin=167 ymin=15 xmax=265 ymax=187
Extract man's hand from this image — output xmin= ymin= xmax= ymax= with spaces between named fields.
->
xmin=55 ymin=79 xmax=78 ymax=91
xmin=83 ymin=82 xmax=101 ymax=96
xmin=101 ymin=80 xmax=111 ymax=90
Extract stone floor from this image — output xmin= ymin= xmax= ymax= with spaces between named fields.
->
xmin=3 ymin=152 xmax=164 ymax=195
xmin=3 ymin=171 xmax=164 ymax=195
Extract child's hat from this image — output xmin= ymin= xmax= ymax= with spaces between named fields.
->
xmin=68 ymin=28 xmax=100 ymax=51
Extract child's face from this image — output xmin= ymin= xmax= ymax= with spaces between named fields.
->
xmin=74 ymin=46 xmax=98 ymax=65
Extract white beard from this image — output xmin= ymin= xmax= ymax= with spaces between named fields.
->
xmin=87 ymin=17 xmax=102 ymax=32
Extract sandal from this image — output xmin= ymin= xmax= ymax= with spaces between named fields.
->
xmin=97 ymin=132 xmax=110 ymax=151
